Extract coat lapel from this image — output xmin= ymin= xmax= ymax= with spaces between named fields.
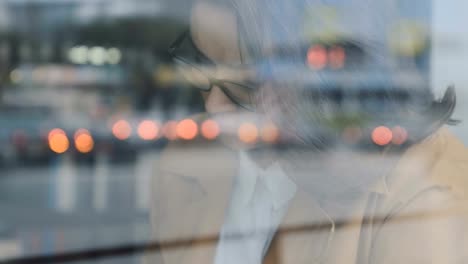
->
xmin=156 ymin=140 xmax=238 ymax=264
xmin=264 ymin=190 xmax=334 ymax=264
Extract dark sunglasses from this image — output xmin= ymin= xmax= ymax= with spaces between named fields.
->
xmin=168 ymin=30 xmax=257 ymax=111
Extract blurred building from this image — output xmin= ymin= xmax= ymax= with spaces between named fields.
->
xmin=76 ymin=0 xmax=163 ymax=23
xmin=3 ymin=0 xmax=165 ymax=38
xmin=0 ymin=2 xmax=9 ymax=31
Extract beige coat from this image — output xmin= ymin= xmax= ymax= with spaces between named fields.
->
xmin=147 ymin=128 xmax=468 ymax=264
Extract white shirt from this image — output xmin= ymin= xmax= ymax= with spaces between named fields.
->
xmin=214 ymin=152 xmax=297 ymax=264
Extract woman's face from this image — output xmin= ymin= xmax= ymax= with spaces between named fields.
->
xmin=190 ymin=1 xmax=241 ymax=113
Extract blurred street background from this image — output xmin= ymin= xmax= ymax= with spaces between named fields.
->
xmin=0 ymin=0 xmax=467 ymax=263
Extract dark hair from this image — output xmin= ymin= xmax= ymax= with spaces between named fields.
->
xmin=197 ymin=0 xmax=458 ymax=145
xmin=414 ymin=86 xmax=458 ymax=139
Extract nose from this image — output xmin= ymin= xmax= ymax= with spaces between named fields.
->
xmin=204 ymin=86 xmax=237 ymax=113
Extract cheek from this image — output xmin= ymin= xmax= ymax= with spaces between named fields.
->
xmin=204 ymin=87 xmax=237 ymax=113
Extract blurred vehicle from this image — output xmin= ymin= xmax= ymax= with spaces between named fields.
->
xmin=0 ymin=104 xmax=58 ymax=167
xmin=254 ymin=38 xmax=432 ymax=151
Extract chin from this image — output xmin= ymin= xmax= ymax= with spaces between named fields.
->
xmin=205 ymin=102 xmax=237 ymax=113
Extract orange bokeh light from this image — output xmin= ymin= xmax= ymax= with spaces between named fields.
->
xmin=112 ymin=120 xmax=132 ymax=140
xmin=48 ymin=129 xmax=69 ymax=154
xmin=138 ymin=120 xmax=159 ymax=141
xmin=201 ymin=120 xmax=220 ymax=140
xmin=372 ymin=126 xmax=393 ymax=146
xmin=74 ymin=129 xmax=90 ymax=139
xmin=48 ymin=128 xmax=65 ymax=141
xmin=176 ymin=119 xmax=198 ymax=140
xmin=163 ymin=121 xmax=178 ymax=140
xmin=261 ymin=123 xmax=279 ymax=143
xmin=392 ymin=126 xmax=408 ymax=145
xmin=238 ymin=123 xmax=258 ymax=144
xmin=74 ymin=130 xmax=94 ymax=153
xmin=307 ymin=45 xmax=327 ymax=69
xmin=328 ymin=46 xmax=346 ymax=69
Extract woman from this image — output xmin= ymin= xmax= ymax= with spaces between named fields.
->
xmin=149 ymin=0 xmax=468 ymax=263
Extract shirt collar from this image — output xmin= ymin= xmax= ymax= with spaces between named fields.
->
xmin=238 ymin=151 xmax=297 ymax=210
xmin=369 ymin=176 xmax=389 ymax=195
